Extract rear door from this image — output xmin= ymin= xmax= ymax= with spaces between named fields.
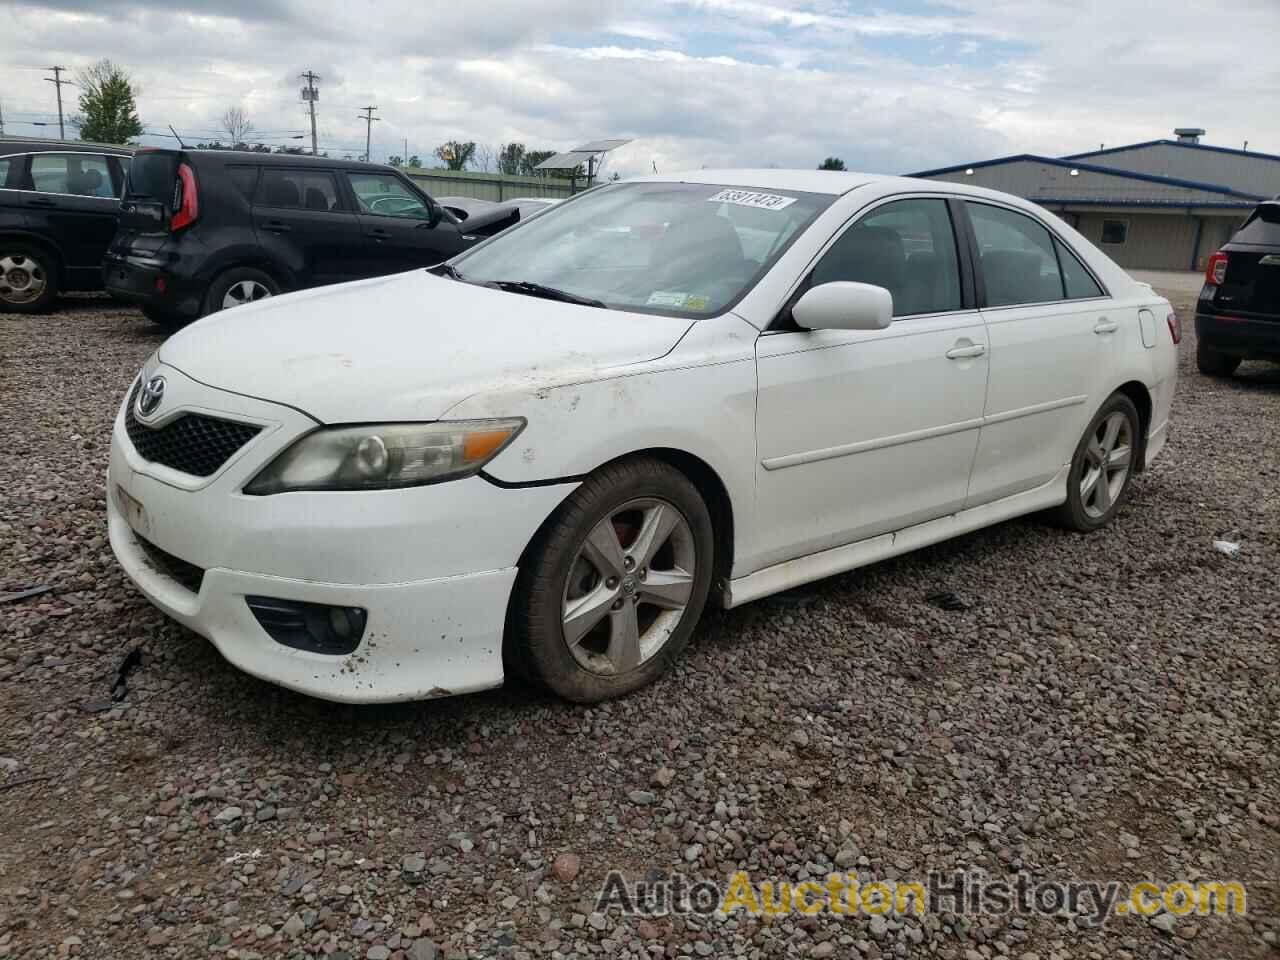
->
xmin=252 ymin=167 xmax=363 ymax=288
xmin=0 ymin=154 xmax=29 ymax=237
xmin=342 ymin=170 xmax=467 ymax=275
xmin=23 ymin=152 xmax=121 ymax=282
xmin=962 ymin=201 xmax=1114 ymax=507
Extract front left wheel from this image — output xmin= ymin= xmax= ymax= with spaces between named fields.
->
xmin=508 ymin=457 xmax=715 ymax=703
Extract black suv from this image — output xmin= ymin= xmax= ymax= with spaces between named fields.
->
xmin=0 ymin=138 xmax=133 ymax=312
xmin=1196 ymin=199 xmax=1280 ymax=376
xmin=104 ymin=149 xmax=518 ymax=327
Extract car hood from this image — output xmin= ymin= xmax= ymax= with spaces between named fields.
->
xmin=158 ymin=270 xmax=693 ymax=423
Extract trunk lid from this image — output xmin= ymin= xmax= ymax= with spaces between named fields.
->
xmin=1213 ymin=203 xmax=1280 ymax=320
xmin=111 ymin=150 xmax=180 ymax=254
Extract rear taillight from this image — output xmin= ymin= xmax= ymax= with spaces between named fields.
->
xmin=1205 ymin=250 xmax=1228 ymax=286
xmin=1166 ymin=310 xmax=1182 ymax=344
xmin=170 ymin=163 xmax=198 ymax=231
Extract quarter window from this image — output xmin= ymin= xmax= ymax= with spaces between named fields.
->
xmin=1055 ymin=238 xmax=1105 ymax=299
xmin=1101 ymin=219 xmax=1128 ymax=244
xmin=967 ymin=202 xmax=1065 ymax=307
xmin=29 ymin=153 xmax=115 ymax=198
xmin=346 ymin=173 xmax=431 ymax=220
xmin=810 ymin=198 xmax=962 ymax=317
xmin=256 ymin=169 xmax=340 ymax=211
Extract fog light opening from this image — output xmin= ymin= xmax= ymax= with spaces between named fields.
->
xmin=246 ymin=596 xmax=368 ymax=655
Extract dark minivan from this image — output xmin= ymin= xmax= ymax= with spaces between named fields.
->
xmin=0 ymin=138 xmax=133 ymax=312
xmin=104 ymin=149 xmax=518 ymax=327
xmin=1196 ymin=199 xmax=1280 ymax=376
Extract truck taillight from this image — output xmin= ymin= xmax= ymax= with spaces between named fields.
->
xmin=1166 ymin=310 xmax=1181 ymax=344
xmin=1205 ymin=251 xmax=1228 ymax=286
xmin=170 ymin=163 xmax=198 ymax=231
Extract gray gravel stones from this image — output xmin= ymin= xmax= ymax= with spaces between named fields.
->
xmin=0 ymin=293 xmax=1277 ymax=959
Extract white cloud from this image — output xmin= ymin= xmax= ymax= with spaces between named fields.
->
xmin=2 ymin=0 xmax=1277 ymax=175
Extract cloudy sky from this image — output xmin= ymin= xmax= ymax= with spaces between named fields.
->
xmin=4 ymin=0 xmax=1279 ymax=177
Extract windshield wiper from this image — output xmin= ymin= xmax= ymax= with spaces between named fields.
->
xmin=430 ymin=262 xmax=467 ymax=281
xmin=484 ymin=280 xmax=609 ymax=309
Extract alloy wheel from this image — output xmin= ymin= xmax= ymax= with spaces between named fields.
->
xmin=0 ymin=254 xmax=47 ymax=305
xmin=1079 ymin=411 xmax=1133 ymax=519
xmin=561 ymin=498 xmax=697 ymax=676
xmin=222 ymin=279 xmax=272 ymax=310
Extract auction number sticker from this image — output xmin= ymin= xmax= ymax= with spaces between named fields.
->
xmin=706 ymin=189 xmax=797 ymax=211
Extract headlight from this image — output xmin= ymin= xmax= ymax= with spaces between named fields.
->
xmin=244 ymin=419 xmax=525 ymax=495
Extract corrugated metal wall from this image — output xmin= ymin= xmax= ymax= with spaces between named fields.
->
xmin=406 ymin=169 xmax=580 ymax=202
xmin=1071 ymin=143 xmax=1280 ymax=198
xmin=926 ymin=160 xmax=1243 ymax=205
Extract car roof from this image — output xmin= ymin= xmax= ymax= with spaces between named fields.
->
xmin=138 ymin=147 xmax=400 ymax=174
xmin=0 ymin=137 xmax=134 ymax=155
xmin=627 ymin=168 xmax=1047 ymax=205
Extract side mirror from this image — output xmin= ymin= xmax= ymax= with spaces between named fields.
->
xmin=792 ymin=281 xmax=893 ymax=331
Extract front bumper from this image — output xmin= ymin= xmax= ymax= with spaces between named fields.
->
xmin=107 ymin=363 xmax=575 ymax=703
xmin=1195 ymin=312 xmax=1280 ymax=362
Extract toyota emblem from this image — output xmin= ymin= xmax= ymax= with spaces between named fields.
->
xmin=138 ymin=375 xmax=166 ymax=416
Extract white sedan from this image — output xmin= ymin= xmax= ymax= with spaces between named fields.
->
xmin=107 ymin=170 xmax=1178 ymax=703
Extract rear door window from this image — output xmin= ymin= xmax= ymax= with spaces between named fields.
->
xmin=1055 ymin=238 xmax=1105 ymax=299
xmin=29 ymin=153 xmax=115 ymax=198
xmin=967 ymin=202 xmax=1066 ymax=307
xmin=256 ymin=169 xmax=341 ymax=211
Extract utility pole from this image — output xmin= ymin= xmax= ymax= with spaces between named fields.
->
xmin=46 ymin=65 xmax=72 ymax=140
xmin=299 ymin=70 xmax=320 ymax=155
xmin=357 ymin=105 xmax=379 ymax=162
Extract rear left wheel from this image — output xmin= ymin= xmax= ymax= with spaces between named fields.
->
xmin=508 ymin=457 xmax=715 ymax=703
xmin=1196 ymin=341 xmax=1241 ymax=378
xmin=1052 ymin=393 xmax=1140 ymax=532
xmin=203 ymin=267 xmax=278 ymax=316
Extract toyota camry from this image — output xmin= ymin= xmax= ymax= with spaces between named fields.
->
xmin=108 ymin=170 xmax=1178 ymax=703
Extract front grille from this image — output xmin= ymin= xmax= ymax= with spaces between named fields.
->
xmin=136 ymin=536 xmax=206 ymax=594
xmin=125 ymin=381 xmax=262 ymax=477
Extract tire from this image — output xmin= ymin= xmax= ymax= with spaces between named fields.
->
xmin=0 ymin=243 xmax=59 ymax=313
xmin=202 ymin=267 xmax=279 ymax=316
xmin=1196 ymin=341 xmax=1241 ymax=378
xmin=142 ymin=304 xmax=188 ymax=331
xmin=508 ymin=457 xmax=715 ymax=703
xmin=1051 ymin=393 xmax=1141 ymax=532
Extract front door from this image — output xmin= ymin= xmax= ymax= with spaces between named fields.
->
xmin=752 ymin=197 xmax=989 ymax=570
xmin=343 ymin=171 xmax=467 ymax=275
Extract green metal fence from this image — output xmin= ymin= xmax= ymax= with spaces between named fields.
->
xmin=405 ymin=168 xmax=581 ymax=202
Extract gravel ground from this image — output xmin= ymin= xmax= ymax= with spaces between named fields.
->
xmin=1 ymin=291 xmax=1277 ymax=960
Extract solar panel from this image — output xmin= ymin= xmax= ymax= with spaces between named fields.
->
xmin=571 ymin=138 xmax=633 ymax=153
xmin=534 ymin=151 xmax=598 ymax=171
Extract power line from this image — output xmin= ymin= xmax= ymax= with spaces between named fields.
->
xmin=357 ymin=105 xmax=379 ymax=163
xmin=299 ymin=70 xmax=320 ymax=156
xmin=45 ymin=66 xmax=73 ymax=140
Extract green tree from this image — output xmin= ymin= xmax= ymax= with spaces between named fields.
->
xmin=407 ymin=154 xmax=421 ymax=168
xmin=74 ymin=60 xmax=143 ymax=145
xmin=818 ymin=156 xmax=846 ymax=171
xmin=434 ymin=140 xmax=476 ymax=171
xmin=497 ymin=142 xmax=526 ymax=176
xmin=387 ymin=155 xmax=403 ymax=167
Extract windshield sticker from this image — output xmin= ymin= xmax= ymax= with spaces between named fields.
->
xmin=706 ymin=189 xmax=797 ymax=211
xmin=646 ymin=291 xmax=710 ymax=310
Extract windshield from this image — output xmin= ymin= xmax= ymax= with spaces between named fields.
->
xmin=451 ymin=181 xmax=833 ymax=317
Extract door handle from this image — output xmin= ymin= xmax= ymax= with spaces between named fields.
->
xmin=26 ymin=198 xmax=57 ymax=208
xmin=1093 ymin=318 xmax=1119 ymax=334
xmin=261 ymin=220 xmax=291 ymax=233
xmin=368 ymin=229 xmax=392 ymax=240
xmin=945 ymin=342 xmax=986 ymax=360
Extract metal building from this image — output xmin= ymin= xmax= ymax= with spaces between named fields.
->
xmin=910 ymin=129 xmax=1280 ymax=272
